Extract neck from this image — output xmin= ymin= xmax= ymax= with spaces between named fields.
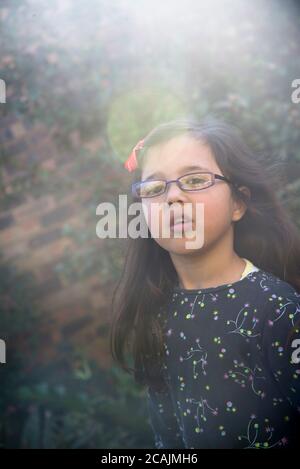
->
xmin=169 ymin=230 xmax=246 ymax=290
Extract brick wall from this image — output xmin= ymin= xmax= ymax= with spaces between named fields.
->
xmin=0 ymin=116 xmax=118 ymax=369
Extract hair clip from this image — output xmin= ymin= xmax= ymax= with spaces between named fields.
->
xmin=124 ymin=138 xmax=145 ymax=172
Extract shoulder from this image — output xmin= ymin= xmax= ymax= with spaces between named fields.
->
xmin=240 ymin=269 xmax=300 ymax=336
xmin=252 ymin=270 xmax=300 ymax=349
xmin=244 ymin=269 xmax=300 ymax=307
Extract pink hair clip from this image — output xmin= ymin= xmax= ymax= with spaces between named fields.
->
xmin=124 ymin=138 xmax=145 ymax=172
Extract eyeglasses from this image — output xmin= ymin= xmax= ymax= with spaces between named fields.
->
xmin=132 ymin=171 xmax=237 ymax=198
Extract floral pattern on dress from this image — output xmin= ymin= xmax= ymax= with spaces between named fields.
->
xmin=146 ymin=269 xmax=300 ymax=449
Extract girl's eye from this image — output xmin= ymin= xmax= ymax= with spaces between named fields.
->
xmin=181 ymin=174 xmax=210 ymax=187
xmin=188 ymin=178 xmax=202 ymax=184
xmin=141 ymin=181 xmax=165 ymax=197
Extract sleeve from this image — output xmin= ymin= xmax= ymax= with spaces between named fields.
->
xmin=146 ymin=384 xmax=184 ymax=449
xmin=261 ymin=292 xmax=300 ymax=411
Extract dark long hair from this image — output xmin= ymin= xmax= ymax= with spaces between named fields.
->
xmin=109 ymin=115 xmax=300 ymax=392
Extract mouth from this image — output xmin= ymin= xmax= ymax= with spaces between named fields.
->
xmin=169 ymin=215 xmax=194 ymax=233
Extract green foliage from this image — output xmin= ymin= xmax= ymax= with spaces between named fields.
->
xmin=0 ymin=257 xmax=153 ymax=449
xmin=12 ymin=362 xmax=152 ymax=449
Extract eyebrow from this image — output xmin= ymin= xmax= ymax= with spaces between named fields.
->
xmin=143 ymin=165 xmax=212 ymax=182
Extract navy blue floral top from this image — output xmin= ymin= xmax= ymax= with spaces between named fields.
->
xmin=146 ymin=268 xmax=300 ymax=449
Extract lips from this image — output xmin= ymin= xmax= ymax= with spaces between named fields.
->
xmin=169 ymin=213 xmax=193 ymax=227
xmin=171 ymin=221 xmax=193 ymax=233
xmin=168 ymin=213 xmax=194 ymax=235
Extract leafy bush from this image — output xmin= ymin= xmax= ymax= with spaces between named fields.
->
xmin=0 ymin=256 xmax=153 ymax=449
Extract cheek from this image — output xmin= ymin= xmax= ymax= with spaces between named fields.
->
xmin=197 ymin=189 xmax=233 ymax=234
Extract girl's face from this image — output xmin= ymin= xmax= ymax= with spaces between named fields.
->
xmin=140 ymin=133 xmax=246 ymax=255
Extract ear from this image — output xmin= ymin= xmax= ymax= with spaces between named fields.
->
xmin=232 ymin=185 xmax=251 ymax=222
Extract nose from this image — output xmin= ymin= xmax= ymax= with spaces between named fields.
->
xmin=164 ymin=180 xmax=189 ymax=205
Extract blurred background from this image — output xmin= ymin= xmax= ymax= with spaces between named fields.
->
xmin=0 ymin=0 xmax=300 ymax=448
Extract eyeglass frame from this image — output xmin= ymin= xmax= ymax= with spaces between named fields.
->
xmin=131 ymin=171 xmax=239 ymax=198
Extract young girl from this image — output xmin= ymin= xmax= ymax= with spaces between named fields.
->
xmin=110 ymin=116 xmax=300 ymax=449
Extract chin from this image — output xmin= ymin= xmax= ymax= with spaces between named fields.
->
xmin=155 ymin=236 xmax=205 ymax=255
